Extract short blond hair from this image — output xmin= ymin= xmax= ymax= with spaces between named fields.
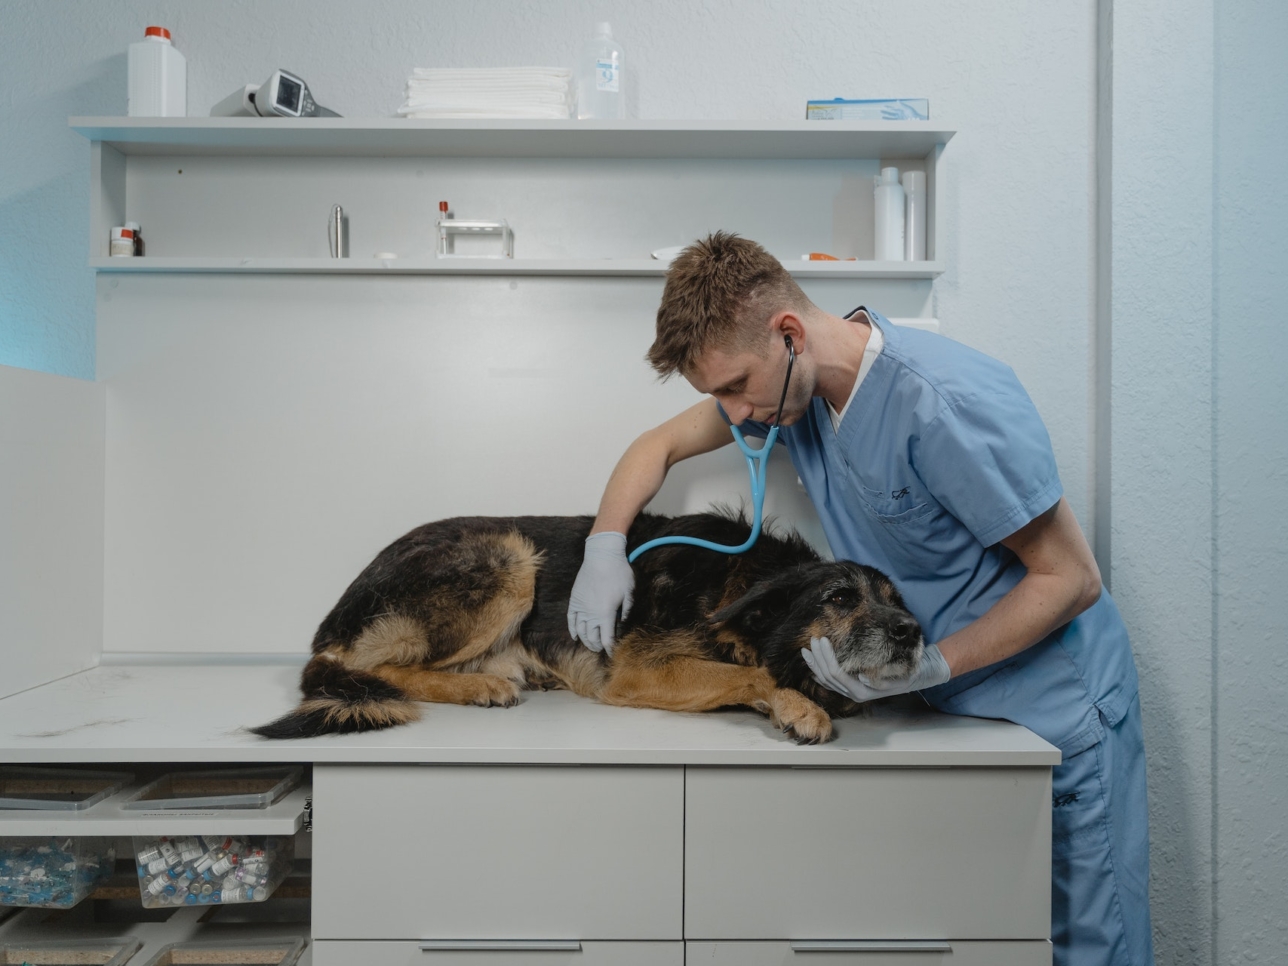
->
xmin=647 ymin=232 xmax=811 ymax=378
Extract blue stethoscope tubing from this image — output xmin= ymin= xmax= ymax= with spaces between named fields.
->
xmin=628 ymin=336 xmax=795 ymax=564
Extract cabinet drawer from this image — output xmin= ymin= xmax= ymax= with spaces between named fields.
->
xmin=685 ymin=767 xmax=1051 ymax=939
xmin=313 ymin=765 xmax=683 ymax=940
xmin=685 ymin=941 xmax=1051 ymax=966
xmin=312 ymin=941 xmax=684 ymax=966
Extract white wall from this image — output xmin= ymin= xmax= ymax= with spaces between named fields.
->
xmin=0 ymin=365 xmax=104 ymax=698
xmin=1 ymin=0 xmax=1100 ymax=523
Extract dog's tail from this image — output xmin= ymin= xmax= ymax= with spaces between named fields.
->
xmin=250 ymin=655 xmax=421 ymax=739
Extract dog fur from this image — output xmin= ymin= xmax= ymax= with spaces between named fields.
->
xmin=251 ymin=511 xmax=924 ymax=744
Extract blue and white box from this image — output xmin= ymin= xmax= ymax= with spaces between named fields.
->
xmin=806 ymin=98 xmax=930 ymax=121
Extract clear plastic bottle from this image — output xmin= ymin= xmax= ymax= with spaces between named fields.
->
xmin=901 ymin=170 xmax=927 ymax=261
xmin=128 ymin=26 xmax=186 ymax=117
xmin=576 ymin=22 xmax=625 ymax=120
xmin=873 ymin=166 xmax=906 ymax=261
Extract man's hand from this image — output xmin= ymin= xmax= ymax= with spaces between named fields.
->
xmin=567 ymin=532 xmax=635 ymax=655
xmin=801 ymin=636 xmax=951 ymax=702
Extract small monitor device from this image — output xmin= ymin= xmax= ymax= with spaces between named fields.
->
xmin=210 ymin=69 xmax=340 ymax=118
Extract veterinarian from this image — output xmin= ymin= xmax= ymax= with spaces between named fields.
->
xmin=567 ymin=232 xmax=1152 ymax=966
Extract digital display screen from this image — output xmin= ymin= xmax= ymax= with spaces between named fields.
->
xmin=276 ymin=76 xmax=303 ymax=114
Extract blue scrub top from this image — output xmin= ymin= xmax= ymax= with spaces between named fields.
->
xmin=729 ymin=309 xmax=1138 ymax=757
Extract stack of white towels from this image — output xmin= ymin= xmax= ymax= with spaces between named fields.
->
xmin=398 ymin=67 xmax=574 ymax=119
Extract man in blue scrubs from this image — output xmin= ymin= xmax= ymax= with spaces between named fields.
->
xmin=567 ymin=233 xmax=1154 ymax=966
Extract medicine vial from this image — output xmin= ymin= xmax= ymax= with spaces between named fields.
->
xmin=124 ymin=221 xmax=144 ymax=256
xmin=902 ymin=170 xmax=927 ymax=261
xmin=873 ymin=166 xmax=906 ymax=261
xmin=128 ymin=26 xmax=186 ymax=117
xmin=110 ymin=227 xmax=135 ymax=257
xmin=576 ymin=22 xmax=625 ymax=119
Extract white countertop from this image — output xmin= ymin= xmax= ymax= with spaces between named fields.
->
xmin=0 ymin=664 xmax=1058 ymax=767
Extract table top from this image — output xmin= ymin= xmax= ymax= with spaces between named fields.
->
xmin=0 ymin=663 xmax=1059 ymax=767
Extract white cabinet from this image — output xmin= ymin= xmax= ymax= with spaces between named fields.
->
xmin=310 ymin=760 xmax=1052 ymax=955
xmin=0 ymin=677 xmax=1057 ymax=958
xmin=312 ymin=941 xmax=684 ymax=966
xmin=685 ymin=941 xmax=1051 ymax=965
xmin=684 ymin=767 xmax=1051 ymax=940
xmin=312 ymin=765 xmax=684 ymax=941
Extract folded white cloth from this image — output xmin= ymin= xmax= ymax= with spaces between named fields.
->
xmin=399 ymin=67 xmax=573 ymax=120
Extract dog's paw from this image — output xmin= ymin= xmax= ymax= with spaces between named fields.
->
xmin=767 ymin=689 xmax=833 ymax=744
xmin=466 ymin=674 xmax=522 ymax=708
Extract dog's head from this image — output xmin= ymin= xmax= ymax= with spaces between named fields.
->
xmin=709 ymin=561 xmax=924 ymax=705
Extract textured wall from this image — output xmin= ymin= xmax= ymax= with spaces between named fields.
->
xmin=1213 ymin=0 xmax=1288 ymax=960
xmin=1110 ymin=2 xmax=1215 ymax=962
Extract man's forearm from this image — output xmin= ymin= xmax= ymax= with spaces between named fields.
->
xmin=936 ymin=568 xmax=1101 ymax=677
xmin=935 ymin=498 xmax=1103 ymax=678
xmin=590 ymin=431 xmax=671 ymax=535
xmin=591 ymin=400 xmax=734 ymax=535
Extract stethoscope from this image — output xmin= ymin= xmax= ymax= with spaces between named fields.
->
xmin=629 ymin=335 xmax=796 ymax=563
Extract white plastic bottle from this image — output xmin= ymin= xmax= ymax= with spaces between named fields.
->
xmin=873 ymin=166 xmax=906 ymax=261
xmin=576 ymin=22 xmax=625 ymax=120
xmin=128 ymin=26 xmax=186 ymax=117
xmin=902 ymin=170 xmax=927 ymax=261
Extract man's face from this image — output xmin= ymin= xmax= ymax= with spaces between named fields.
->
xmin=687 ymin=340 xmax=811 ymax=427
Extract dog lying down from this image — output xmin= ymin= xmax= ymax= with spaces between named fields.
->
xmin=251 ymin=511 xmax=925 ymax=744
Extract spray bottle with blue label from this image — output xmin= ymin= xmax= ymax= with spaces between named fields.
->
xmin=576 ymin=22 xmax=625 ymax=119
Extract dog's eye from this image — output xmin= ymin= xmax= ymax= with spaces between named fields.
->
xmin=827 ymin=592 xmax=854 ymax=607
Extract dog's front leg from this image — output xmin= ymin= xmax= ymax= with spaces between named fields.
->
xmin=599 ymin=652 xmax=833 ymax=744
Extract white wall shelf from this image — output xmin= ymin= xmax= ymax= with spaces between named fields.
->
xmin=88 ymin=256 xmax=944 ymax=279
xmin=70 ymin=117 xmax=955 ymax=159
xmin=74 ymin=117 xmax=953 ymax=270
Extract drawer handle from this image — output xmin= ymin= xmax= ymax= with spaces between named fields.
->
xmin=791 ymin=941 xmax=953 ymax=953
xmin=420 ymin=941 xmax=582 ymax=952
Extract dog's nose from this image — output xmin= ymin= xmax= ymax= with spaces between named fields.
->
xmin=890 ymin=617 xmax=921 ymax=646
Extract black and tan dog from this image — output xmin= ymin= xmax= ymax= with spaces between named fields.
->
xmin=251 ymin=511 xmax=924 ymax=744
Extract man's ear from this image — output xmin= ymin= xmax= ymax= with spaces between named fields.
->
xmin=769 ymin=309 xmax=806 ymax=353
xmin=709 ymin=568 xmax=807 ymax=630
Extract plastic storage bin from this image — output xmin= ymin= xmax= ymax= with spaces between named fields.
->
xmin=0 ymin=936 xmax=142 ymax=964
xmin=0 ymin=836 xmax=115 ymax=908
xmin=122 ymin=767 xmax=301 ymax=811
xmin=141 ymin=938 xmax=305 ymax=965
xmin=0 ymin=766 xmax=133 ymax=811
xmin=132 ymin=834 xmax=294 ymax=908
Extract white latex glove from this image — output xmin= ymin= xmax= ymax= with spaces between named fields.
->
xmin=801 ymin=636 xmax=951 ymax=702
xmin=566 ymin=531 xmax=635 ymax=655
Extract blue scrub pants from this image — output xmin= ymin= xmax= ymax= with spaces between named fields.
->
xmin=1050 ymin=693 xmax=1154 ymax=966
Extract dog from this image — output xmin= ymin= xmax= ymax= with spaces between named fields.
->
xmin=251 ymin=510 xmax=925 ymax=744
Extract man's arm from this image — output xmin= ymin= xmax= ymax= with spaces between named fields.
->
xmin=804 ymin=496 xmax=1102 ymax=700
xmin=568 ymin=399 xmax=732 ymax=651
xmin=935 ymin=496 xmax=1103 ymax=676
xmin=590 ymin=398 xmax=734 ymax=534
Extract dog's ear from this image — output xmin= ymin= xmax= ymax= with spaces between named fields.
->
xmin=709 ymin=568 xmax=809 ymax=631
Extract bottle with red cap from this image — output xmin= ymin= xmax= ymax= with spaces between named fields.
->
xmin=128 ymin=25 xmax=186 ymax=117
